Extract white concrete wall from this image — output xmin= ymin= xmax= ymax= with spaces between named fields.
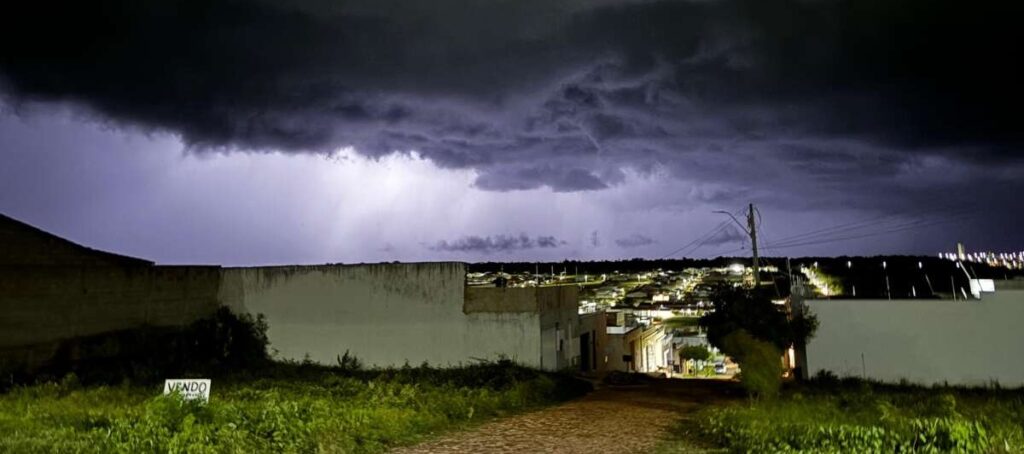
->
xmin=219 ymin=263 xmax=544 ymax=369
xmin=578 ymin=312 xmax=608 ymax=375
xmin=806 ymin=289 xmax=1024 ymax=386
xmin=605 ymin=331 xmax=630 ymax=372
xmin=636 ymin=325 xmax=671 ymax=373
xmin=537 ymin=287 xmax=580 ymax=371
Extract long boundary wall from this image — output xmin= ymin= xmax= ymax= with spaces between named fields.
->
xmin=2 ymin=214 xmax=581 ymax=372
xmin=806 ymin=288 xmax=1024 ymax=386
xmin=220 ymin=263 xmax=558 ymax=369
xmin=0 ymin=265 xmax=221 ymax=368
xmin=2 ymin=260 xmax=579 ymax=371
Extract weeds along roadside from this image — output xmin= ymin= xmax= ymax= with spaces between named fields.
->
xmin=0 ymin=309 xmax=591 ymax=453
xmin=692 ymin=374 xmax=1024 ymax=453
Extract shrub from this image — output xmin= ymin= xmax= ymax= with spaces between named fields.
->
xmin=811 ymin=369 xmax=840 ymax=387
xmin=34 ymin=308 xmax=271 ymax=386
xmin=337 ymin=350 xmax=363 ymax=372
xmin=722 ymin=330 xmax=782 ymax=398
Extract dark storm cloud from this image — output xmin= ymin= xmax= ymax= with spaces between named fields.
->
xmin=1 ymin=0 xmax=1022 ymax=196
xmin=615 ymin=234 xmax=656 ymax=248
xmin=429 ymin=234 xmax=566 ymax=253
xmin=706 ymin=225 xmax=746 ymax=246
xmin=474 ymin=166 xmax=608 ymax=192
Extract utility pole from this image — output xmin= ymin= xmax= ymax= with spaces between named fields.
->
xmin=747 ymin=203 xmax=760 ymax=288
xmin=714 ymin=203 xmax=761 ymax=288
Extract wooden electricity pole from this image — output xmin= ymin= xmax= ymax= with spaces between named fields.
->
xmin=715 ymin=203 xmax=761 ymax=289
xmin=747 ymin=203 xmax=760 ymax=288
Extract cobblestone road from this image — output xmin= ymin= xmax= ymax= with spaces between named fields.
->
xmin=392 ymin=379 xmax=740 ymax=454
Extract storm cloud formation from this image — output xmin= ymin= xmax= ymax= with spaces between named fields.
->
xmin=706 ymin=225 xmax=746 ymax=247
xmin=1 ymin=0 xmax=1022 ymax=224
xmin=615 ymin=234 xmax=656 ymax=248
xmin=430 ymin=234 xmax=566 ymax=254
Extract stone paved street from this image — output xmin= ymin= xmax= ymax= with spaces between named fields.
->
xmin=392 ymin=379 xmax=740 ymax=454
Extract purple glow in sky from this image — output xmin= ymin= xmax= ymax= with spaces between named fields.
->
xmin=0 ymin=0 xmax=1020 ymax=264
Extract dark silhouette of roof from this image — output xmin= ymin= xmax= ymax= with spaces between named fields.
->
xmin=0 ymin=213 xmax=153 ymax=267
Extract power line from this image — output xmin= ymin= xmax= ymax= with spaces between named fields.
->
xmin=688 ymin=221 xmax=738 ymax=258
xmin=768 ymin=212 xmax=973 ymax=248
xmin=763 ymin=215 xmax=972 ymax=250
xmin=658 ymin=219 xmax=730 ymax=259
xmin=659 ymin=206 xmax=746 ymax=259
xmin=712 ymin=245 xmax=749 ymax=256
xmin=766 ymin=203 xmax=983 ymax=247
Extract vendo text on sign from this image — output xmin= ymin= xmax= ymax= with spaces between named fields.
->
xmin=163 ymin=379 xmax=211 ymax=402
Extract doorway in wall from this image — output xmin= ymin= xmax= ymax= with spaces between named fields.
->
xmin=580 ymin=332 xmax=591 ymax=371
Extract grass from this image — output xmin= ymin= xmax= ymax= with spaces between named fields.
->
xmin=660 ymin=377 xmax=1024 ymax=453
xmin=0 ymin=360 xmax=589 ymax=453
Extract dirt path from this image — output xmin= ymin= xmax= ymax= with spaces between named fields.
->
xmin=392 ymin=379 xmax=741 ymax=454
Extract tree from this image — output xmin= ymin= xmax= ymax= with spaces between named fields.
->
xmin=678 ymin=345 xmax=712 ymax=375
xmin=698 ymin=285 xmax=818 ymax=396
xmin=699 ymin=285 xmax=817 ymax=353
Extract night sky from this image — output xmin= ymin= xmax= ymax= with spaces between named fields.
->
xmin=1 ymin=0 xmax=1021 ymax=265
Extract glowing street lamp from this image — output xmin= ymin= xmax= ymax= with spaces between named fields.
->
xmin=847 ymin=261 xmax=855 ymax=297
xmin=883 ymin=261 xmax=891 ymax=300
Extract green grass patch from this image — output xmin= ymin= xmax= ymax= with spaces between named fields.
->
xmin=0 ymin=360 xmax=589 ymax=453
xmin=682 ymin=379 xmax=1024 ymax=453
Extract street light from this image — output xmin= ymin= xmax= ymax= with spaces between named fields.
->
xmin=883 ymin=261 xmax=891 ymax=300
xmin=847 ymin=261 xmax=855 ymax=297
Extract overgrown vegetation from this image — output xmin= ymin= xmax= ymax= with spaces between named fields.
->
xmin=721 ymin=330 xmax=782 ymax=398
xmin=0 ymin=308 xmax=590 ymax=452
xmin=699 ymin=286 xmax=816 ymax=398
xmin=700 ymin=286 xmax=816 ymax=355
xmin=0 ymin=359 xmax=589 ymax=453
xmin=6 ymin=308 xmax=272 ymax=389
xmin=697 ymin=378 xmax=1024 ymax=453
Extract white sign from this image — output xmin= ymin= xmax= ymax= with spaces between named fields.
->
xmin=978 ymin=279 xmax=996 ymax=293
xmin=163 ymin=379 xmax=211 ymax=402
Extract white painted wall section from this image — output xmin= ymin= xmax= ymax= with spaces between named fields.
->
xmin=219 ymin=263 xmax=544 ymax=369
xmin=806 ymin=287 xmax=1024 ymax=386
